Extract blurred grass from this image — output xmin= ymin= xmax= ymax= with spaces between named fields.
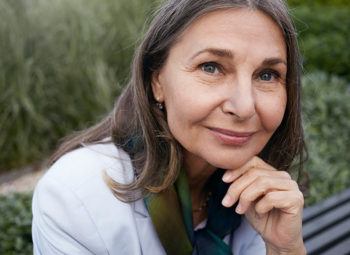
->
xmin=0 ymin=0 xmax=157 ymax=171
xmin=1 ymin=71 xmax=349 ymax=253
xmin=0 ymin=0 xmax=349 ymax=206
xmin=0 ymin=0 xmax=349 ymax=252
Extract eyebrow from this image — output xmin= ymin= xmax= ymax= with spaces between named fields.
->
xmin=262 ymin=58 xmax=287 ymax=67
xmin=190 ymin=48 xmax=234 ymax=60
xmin=190 ymin=47 xmax=287 ymax=66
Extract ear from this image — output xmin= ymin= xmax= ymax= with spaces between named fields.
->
xmin=151 ymin=70 xmax=165 ymax=102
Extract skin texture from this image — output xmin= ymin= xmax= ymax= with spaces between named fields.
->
xmin=152 ymin=8 xmax=305 ymax=255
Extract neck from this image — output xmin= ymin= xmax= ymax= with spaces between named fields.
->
xmin=184 ymin=152 xmax=216 ymax=209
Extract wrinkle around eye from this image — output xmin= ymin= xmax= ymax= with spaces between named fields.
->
xmin=254 ymin=78 xmax=287 ymax=93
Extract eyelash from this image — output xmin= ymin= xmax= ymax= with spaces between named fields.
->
xmin=257 ymin=69 xmax=282 ymax=82
xmin=199 ymin=62 xmax=223 ymax=75
xmin=198 ymin=62 xmax=283 ymax=82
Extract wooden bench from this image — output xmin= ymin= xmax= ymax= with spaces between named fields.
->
xmin=303 ymin=188 xmax=350 ymax=254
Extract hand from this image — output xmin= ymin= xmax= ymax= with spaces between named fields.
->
xmin=221 ymin=156 xmax=306 ymax=255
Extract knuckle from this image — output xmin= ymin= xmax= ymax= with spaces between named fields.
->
xmin=296 ymin=191 xmax=305 ymax=206
xmin=228 ymin=185 xmax=241 ymax=198
xmin=240 ymin=192 xmax=251 ymax=202
xmin=227 ymin=185 xmax=237 ymax=197
xmin=290 ymin=180 xmax=299 ymax=190
xmin=279 ymin=171 xmax=292 ymax=179
xmin=257 ymin=175 xmax=269 ymax=185
xmin=254 ymin=203 xmax=264 ymax=214
xmin=290 ymin=191 xmax=304 ymax=208
xmin=248 ymin=167 xmax=260 ymax=178
xmin=255 ymin=176 xmax=270 ymax=190
xmin=265 ymin=192 xmax=275 ymax=202
xmin=252 ymin=156 xmax=260 ymax=168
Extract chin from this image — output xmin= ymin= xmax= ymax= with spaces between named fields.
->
xmin=208 ymin=156 xmax=251 ymax=171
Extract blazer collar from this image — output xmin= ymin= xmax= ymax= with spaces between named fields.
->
xmin=133 ymin=199 xmax=150 ymax=218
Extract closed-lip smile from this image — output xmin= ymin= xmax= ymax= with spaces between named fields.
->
xmin=208 ymin=127 xmax=256 ymax=146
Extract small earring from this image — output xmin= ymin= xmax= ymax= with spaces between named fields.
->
xmin=156 ymin=102 xmax=164 ymax=110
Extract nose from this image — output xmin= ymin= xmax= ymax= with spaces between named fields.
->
xmin=222 ymin=76 xmax=256 ymax=120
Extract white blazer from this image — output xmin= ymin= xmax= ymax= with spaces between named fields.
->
xmin=32 ymin=142 xmax=266 ymax=255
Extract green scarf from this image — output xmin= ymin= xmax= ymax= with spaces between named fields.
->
xmin=144 ymin=169 xmax=241 ymax=255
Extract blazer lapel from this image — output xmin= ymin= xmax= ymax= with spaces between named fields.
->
xmin=133 ymin=199 xmax=166 ymax=255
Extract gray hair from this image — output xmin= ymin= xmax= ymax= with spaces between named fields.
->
xmin=52 ymin=0 xmax=305 ymax=201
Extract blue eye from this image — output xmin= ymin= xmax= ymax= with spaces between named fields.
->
xmin=259 ymin=70 xmax=280 ymax=81
xmin=260 ymin=72 xmax=273 ymax=81
xmin=201 ymin=62 xmax=219 ymax=74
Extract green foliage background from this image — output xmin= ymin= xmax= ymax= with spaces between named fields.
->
xmin=288 ymin=0 xmax=350 ymax=6
xmin=0 ymin=0 xmax=349 ymax=253
xmin=0 ymin=193 xmax=32 ymax=254
xmin=0 ymin=0 xmax=157 ymax=170
xmin=292 ymin=5 xmax=350 ymax=80
xmin=302 ymin=73 xmax=350 ymax=205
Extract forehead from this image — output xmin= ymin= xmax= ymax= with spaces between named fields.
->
xmin=172 ymin=8 xmax=286 ymax=61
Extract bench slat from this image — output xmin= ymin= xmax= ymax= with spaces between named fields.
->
xmin=304 ymin=216 xmax=350 ymax=254
xmin=303 ymin=200 xmax=350 ymax=240
xmin=321 ymin=235 xmax=350 ymax=255
xmin=303 ymin=188 xmax=350 ymax=222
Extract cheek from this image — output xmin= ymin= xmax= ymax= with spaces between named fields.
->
xmin=163 ymin=75 xmax=215 ymax=128
xmin=165 ymin=96 xmax=203 ymax=153
xmin=256 ymin=91 xmax=287 ymax=132
xmin=163 ymin=85 xmax=216 ymax=147
xmin=165 ymin=90 xmax=207 ymax=132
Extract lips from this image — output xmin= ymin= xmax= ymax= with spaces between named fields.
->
xmin=209 ymin=127 xmax=255 ymax=146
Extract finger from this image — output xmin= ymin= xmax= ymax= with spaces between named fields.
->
xmin=254 ymin=190 xmax=304 ymax=215
xmin=222 ymin=168 xmax=291 ymax=207
xmin=222 ymin=156 xmax=264 ymax=182
xmin=222 ymin=156 xmax=284 ymax=183
xmin=222 ymin=167 xmax=272 ymax=207
xmin=235 ymin=178 xmax=299 ymax=214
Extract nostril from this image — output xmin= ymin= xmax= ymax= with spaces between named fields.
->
xmin=221 ymin=97 xmax=255 ymax=120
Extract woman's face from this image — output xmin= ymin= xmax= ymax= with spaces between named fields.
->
xmin=152 ymin=8 xmax=287 ymax=170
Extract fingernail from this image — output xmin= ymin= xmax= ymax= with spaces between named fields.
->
xmin=222 ymin=173 xmax=231 ymax=182
xmin=235 ymin=204 xmax=243 ymax=214
xmin=222 ymin=195 xmax=232 ymax=207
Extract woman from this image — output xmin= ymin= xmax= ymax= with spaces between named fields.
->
xmin=32 ymin=0 xmax=306 ymax=254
